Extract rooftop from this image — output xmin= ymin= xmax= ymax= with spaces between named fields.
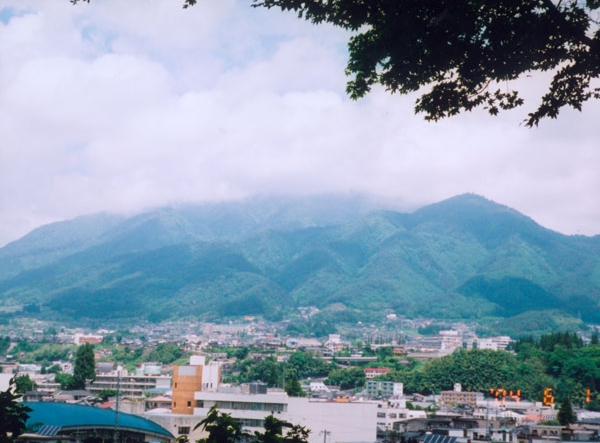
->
xmin=24 ymin=402 xmax=173 ymax=439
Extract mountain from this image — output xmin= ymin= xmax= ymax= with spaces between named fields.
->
xmin=1 ymin=194 xmax=599 ymax=334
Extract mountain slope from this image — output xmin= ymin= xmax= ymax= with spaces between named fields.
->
xmin=0 ymin=194 xmax=598 ymax=328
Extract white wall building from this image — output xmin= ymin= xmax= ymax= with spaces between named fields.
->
xmin=375 ymin=398 xmax=427 ymax=434
xmin=147 ymin=388 xmax=377 ymax=443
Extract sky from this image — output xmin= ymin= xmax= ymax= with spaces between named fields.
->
xmin=1 ymin=0 xmax=599 ymax=247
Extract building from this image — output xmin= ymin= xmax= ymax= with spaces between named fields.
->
xmin=172 ymin=355 xmax=221 ymax=415
xmin=439 ymin=330 xmax=463 ymax=353
xmin=476 ymin=336 xmax=512 ymax=351
xmin=89 ymin=368 xmax=171 ymax=398
xmin=366 ymin=380 xmax=403 ymax=398
xmin=364 ymin=367 xmax=391 ymax=379
xmin=18 ymin=402 xmax=173 ymax=443
xmin=195 ymin=387 xmax=377 ymax=443
xmin=440 ymin=384 xmax=483 ymax=408
xmin=375 ymin=398 xmax=427 ymax=437
xmin=73 ymin=333 xmax=104 ymax=345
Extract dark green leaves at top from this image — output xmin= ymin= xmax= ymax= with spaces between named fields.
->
xmin=0 ymin=378 xmax=32 ymax=443
xmin=72 ymin=0 xmax=600 ymax=124
xmin=250 ymin=0 xmax=600 ymax=126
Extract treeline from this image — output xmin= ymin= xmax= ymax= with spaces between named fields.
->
xmin=375 ymin=332 xmax=600 ymax=408
xmin=204 ymin=332 xmax=600 ymax=407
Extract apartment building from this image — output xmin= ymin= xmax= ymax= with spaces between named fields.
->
xmin=366 ymin=380 xmax=403 ymax=398
xmin=440 ymin=384 xmax=483 ymax=408
xmin=89 ymin=369 xmax=171 ymax=398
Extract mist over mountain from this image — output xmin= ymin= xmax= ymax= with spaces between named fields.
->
xmin=1 ymin=194 xmax=599 ymax=334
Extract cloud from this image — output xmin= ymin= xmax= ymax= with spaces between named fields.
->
xmin=0 ymin=0 xmax=599 ymax=246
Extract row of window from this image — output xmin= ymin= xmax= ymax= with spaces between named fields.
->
xmin=376 ymin=412 xmax=404 ymax=419
xmin=213 ymin=401 xmax=287 ymax=413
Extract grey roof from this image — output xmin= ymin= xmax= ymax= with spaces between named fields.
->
xmin=36 ymin=425 xmax=61 ymax=436
xmin=424 ymin=435 xmax=457 ymax=443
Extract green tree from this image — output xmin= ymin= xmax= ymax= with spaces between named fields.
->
xmin=287 ymin=351 xmax=331 ymax=379
xmin=14 ymin=375 xmax=35 ymax=394
xmin=147 ymin=342 xmax=184 ymax=364
xmin=283 ymin=368 xmax=305 ymax=397
xmin=0 ymin=378 xmax=32 ymax=443
xmin=247 ymin=357 xmax=281 ymax=387
xmin=558 ymin=396 xmax=577 ymax=425
xmin=255 ymin=415 xmax=292 ymax=443
xmin=420 ymin=348 xmax=519 ymax=394
xmin=0 ymin=337 xmax=10 ymax=354
xmin=325 ymin=367 xmax=365 ymax=391
xmin=284 ymin=424 xmax=311 ymax=443
xmin=71 ymin=343 xmax=96 ymax=390
xmin=195 ymin=405 xmax=248 ymax=443
xmin=98 ymin=389 xmax=118 ymax=401
xmin=175 ymin=0 xmax=600 ymax=127
xmin=54 ymin=372 xmax=74 ymax=390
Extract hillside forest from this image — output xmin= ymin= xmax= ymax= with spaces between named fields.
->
xmin=1 ymin=194 xmax=599 ymax=338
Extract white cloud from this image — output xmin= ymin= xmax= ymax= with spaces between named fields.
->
xmin=0 ymin=0 xmax=599 ymax=246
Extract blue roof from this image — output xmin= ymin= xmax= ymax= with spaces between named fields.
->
xmin=24 ymin=402 xmax=173 ymax=439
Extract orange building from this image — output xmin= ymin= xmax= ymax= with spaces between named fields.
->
xmin=172 ymin=365 xmax=204 ymax=415
xmin=172 ymin=356 xmax=221 ymax=415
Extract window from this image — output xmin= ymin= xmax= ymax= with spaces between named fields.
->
xmin=187 ymin=401 xmax=192 ymax=407
xmin=377 ymin=412 xmax=386 ymax=418
xmin=179 ymin=427 xmax=191 ymax=435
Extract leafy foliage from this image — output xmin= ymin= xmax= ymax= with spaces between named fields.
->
xmin=71 ymin=343 xmax=96 ymax=390
xmin=195 ymin=405 xmax=248 ymax=443
xmin=14 ymin=375 xmax=35 ymax=394
xmin=255 ymin=415 xmax=292 ymax=443
xmin=193 ymin=406 xmax=310 ymax=443
xmin=0 ymin=337 xmax=10 ymax=354
xmin=147 ymin=343 xmax=184 ymax=364
xmin=54 ymin=372 xmax=74 ymax=390
xmin=558 ymin=397 xmax=577 ymax=425
xmin=325 ymin=367 xmax=366 ymax=391
xmin=177 ymin=0 xmax=600 ymax=126
xmin=0 ymin=378 xmax=31 ymax=443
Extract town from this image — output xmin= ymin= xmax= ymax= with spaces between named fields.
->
xmin=2 ymin=316 xmax=599 ymax=443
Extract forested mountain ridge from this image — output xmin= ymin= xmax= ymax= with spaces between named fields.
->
xmin=0 ymin=194 xmax=598 ymax=333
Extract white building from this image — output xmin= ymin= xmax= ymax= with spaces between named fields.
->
xmin=147 ymin=387 xmax=378 ymax=443
xmin=375 ymin=397 xmax=427 ymax=435
xmin=476 ymin=336 xmax=512 ymax=351
xmin=309 ymin=382 xmax=330 ymax=393
xmin=195 ymin=389 xmax=377 ymax=443
xmin=439 ymin=330 xmax=463 ymax=353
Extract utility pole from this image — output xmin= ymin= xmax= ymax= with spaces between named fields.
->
xmin=114 ymin=366 xmax=122 ymax=443
xmin=320 ymin=430 xmax=331 ymax=443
